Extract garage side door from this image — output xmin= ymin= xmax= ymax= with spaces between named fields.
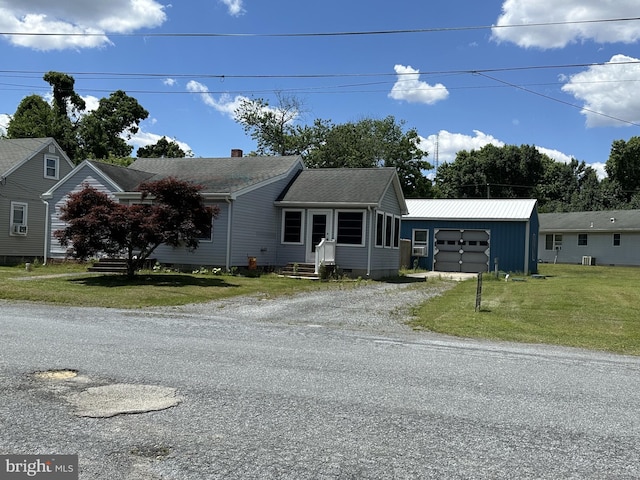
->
xmin=434 ymin=229 xmax=490 ymax=273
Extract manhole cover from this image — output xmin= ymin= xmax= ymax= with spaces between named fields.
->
xmin=33 ymin=369 xmax=78 ymax=380
xmin=67 ymin=384 xmax=182 ymax=417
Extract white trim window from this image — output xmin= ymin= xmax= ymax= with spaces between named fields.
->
xmin=578 ymin=233 xmax=588 ymax=246
xmin=613 ymin=233 xmax=621 ymax=246
xmin=412 ymin=229 xmax=428 ymax=256
xmin=336 ymin=210 xmax=365 ymax=246
xmin=282 ymin=209 xmax=304 ymax=244
xmin=384 ymin=213 xmax=393 ymax=248
xmin=44 ymin=155 xmax=59 ymax=180
xmin=375 ymin=212 xmax=384 ymax=247
xmin=10 ymin=202 xmax=28 ymax=236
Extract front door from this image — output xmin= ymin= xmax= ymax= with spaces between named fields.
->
xmin=306 ymin=210 xmax=333 ymax=263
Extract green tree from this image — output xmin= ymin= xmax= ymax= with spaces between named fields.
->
xmin=436 ymin=144 xmax=545 ymax=199
xmin=77 ymin=90 xmax=148 ymax=160
xmin=6 ymin=95 xmax=56 ymax=139
xmin=55 ymin=178 xmax=218 ymax=278
xmin=604 ymin=137 xmax=640 ymax=202
xmin=137 ymin=136 xmax=188 ymax=158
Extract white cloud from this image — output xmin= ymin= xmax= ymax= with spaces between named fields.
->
xmin=163 ymin=78 xmax=177 ymax=87
xmin=0 ymin=113 xmax=10 ymax=135
xmin=561 ymin=54 xmax=640 ymax=127
xmin=186 ymin=80 xmax=249 ymax=119
xmin=0 ymin=0 xmax=166 ymax=50
xmin=388 ymin=65 xmax=449 ymax=105
xmin=421 ymin=130 xmax=505 ymax=164
xmin=220 ymin=0 xmax=244 ymax=16
xmin=493 ymin=0 xmax=640 ymax=49
xmin=127 ymin=129 xmax=192 ymax=156
xmin=535 ymin=146 xmax=573 ymax=164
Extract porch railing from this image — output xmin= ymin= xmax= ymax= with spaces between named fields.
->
xmin=315 ymin=238 xmax=336 ymax=274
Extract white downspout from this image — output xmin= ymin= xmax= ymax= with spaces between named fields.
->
xmin=42 ymin=198 xmax=49 ymax=265
xmin=225 ymin=199 xmax=232 ymax=271
xmin=366 ymin=207 xmax=373 ymax=277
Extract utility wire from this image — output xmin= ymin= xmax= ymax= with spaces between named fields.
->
xmin=0 ymin=16 xmax=639 ymax=38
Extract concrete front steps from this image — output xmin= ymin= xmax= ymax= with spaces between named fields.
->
xmin=280 ymin=262 xmax=319 ymax=279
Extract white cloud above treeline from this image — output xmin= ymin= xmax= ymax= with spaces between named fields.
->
xmin=493 ymin=0 xmax=640 ymax=49
xmin=561 ymin=54 xmax=640 ymax=127
xmin=0 ymin=0 xmax=167 ymax=50
xmin=388 ymin=65 xmax=449 ymax=105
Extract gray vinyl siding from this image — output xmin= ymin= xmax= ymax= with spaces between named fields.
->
xmin=1 ymin=144 xmax=74 ymax=260
xmin=47 ymin=168 xmax=120 ymax=258
xmin=538 ymin=232 xmax=640 ymax=266
xmin=370 ymin=183 xmax=402 ymax=274
xmin=152 ymin=201 xmax=229 ymax=267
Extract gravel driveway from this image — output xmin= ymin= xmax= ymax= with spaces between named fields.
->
xmin=156 ymin=280 xmax=454 ymax=335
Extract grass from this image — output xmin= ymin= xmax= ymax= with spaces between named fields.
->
xmin=2 ymin=262 xmax=640 ymax=355
xmin=0 ymin=262 xmax=370 ymax=308
xmin=410 ymin=264 xmax=640 ymax=356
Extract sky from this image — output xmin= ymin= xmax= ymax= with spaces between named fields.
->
xmin=2 ymin=1 xmax=640 ymax=180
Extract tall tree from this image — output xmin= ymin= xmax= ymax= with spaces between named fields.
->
xmin=604 ymin=137 xmax=640 ymax=202
xmin=55 ymin=178 xmax=217 ymax=278
xmin=77 ymin=90 xmax=148 ymax=160
xmin=137 ymin=136 xmax=188 ymax=158
xmin=6 ymin=95 xmax=56 ymax=139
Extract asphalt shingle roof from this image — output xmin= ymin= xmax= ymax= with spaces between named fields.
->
xmin=128 ymin=156 xmax=303 ymax=193
xmin=539 ymin=210 xmax=640 ymax=232
xmin=88 ymin=161 xmax=155 ymax=191
xmin=277 ymin=168 xmax=399 ymax=205
xmin=0 ymin=137 xmax=52 ymax=175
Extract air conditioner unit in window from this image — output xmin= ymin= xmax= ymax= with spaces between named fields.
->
xmin=12 ymin=224 xmax=28 ymax=235
xmin=412 ymin=246 xmax=427 ymax=256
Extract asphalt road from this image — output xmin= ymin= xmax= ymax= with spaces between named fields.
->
xmin=1 ymin=289 xmax=639 ymax=479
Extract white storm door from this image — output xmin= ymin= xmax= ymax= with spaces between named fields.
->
xmin=306 ymin=210 xmax=333 ymax=263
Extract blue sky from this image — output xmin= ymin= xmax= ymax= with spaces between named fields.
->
xmin=2 ymin=0 xmax=640 ymax=179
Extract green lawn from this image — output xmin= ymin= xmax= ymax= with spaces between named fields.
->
xmin=411 ymin=264 xmax=640 ymax=356
xmin=2 ymin=262 xmax=639 ymax=355
xmin=0 ymin=262 xmax=366 ymax=308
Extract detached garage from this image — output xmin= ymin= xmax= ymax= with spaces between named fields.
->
xmin=402 ymin=199 xmax=539 ymax=274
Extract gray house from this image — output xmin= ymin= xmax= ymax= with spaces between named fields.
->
xmin=0 ymin=138 xmax=75 ymax=264
xmin=44 ymin=154 xmax=407 ymax=279
xmin=538 ymin=210 xmax=640 ymax=266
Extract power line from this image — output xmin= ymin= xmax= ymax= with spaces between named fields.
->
xmin=0 ymin=16 xmax=639 ymax=38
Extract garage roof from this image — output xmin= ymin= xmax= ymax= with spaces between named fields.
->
xmin=404 ymin=199 xmax=537 ymax=221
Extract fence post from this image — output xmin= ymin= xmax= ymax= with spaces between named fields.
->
xmin=475 ymin=273 xmax=483 ymax=311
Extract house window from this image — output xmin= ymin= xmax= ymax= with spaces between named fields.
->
xmin=198 ymin=219 xmax=213 ymax=242
xmin=578 ymin=233 xmax=588 ymax=246
xmin=412 ymin=229 xmax=428 ymax=255
xmin=10 ymin=202 xmax=28 ymax=235
xmin=385 ymin=213 xmax=393 ymax=247
xmin=282 ymin=210 xmax=303 ymax=244
xmin=336 ymin=211 xmax=364 ymax=246
xmin=613 ymin=233 xmax=621 ymax=246
xmin=44 ymin=155 xmax=59 ymax=180
xmin=375 ymin=212 xmax=384 ymax=247
xmin=545 ymin=234 xmax=562 ymax=250
xmin=393 ymin=217 xmax=400 ymax=248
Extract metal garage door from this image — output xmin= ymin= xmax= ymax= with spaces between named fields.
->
xmin=434 ymin=229 xmax=490 ymax=273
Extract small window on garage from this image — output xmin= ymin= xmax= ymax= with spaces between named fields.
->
xmin=578 ymin=233 xmax=588 ymax=246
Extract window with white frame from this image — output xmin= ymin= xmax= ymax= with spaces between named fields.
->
xmin=10 ymin=202 xmax=28 ymax=235
xmin=578 ymin=233 xmax=588 ymax=246
xmin=375 ymin=212 xmax=384 ymax=247
xmin=336 ymin=211 xmax=365 ymax=246
xmin=545 ymin=234 xmax=563 ymax=250
xmin=412 ymin=229 xmax=428 ymax=255
xmin=393 ymin=216 xmax=400 ymax=248
xmin=44 ymin=155 xmax=59 ymax=180
xmin=282 ymin=209 xmax=303 ymax=244
xmin=385 ymin=213 xmax=393 ymax=247
xmin=197 ymin=217 xmax=213 ymax=242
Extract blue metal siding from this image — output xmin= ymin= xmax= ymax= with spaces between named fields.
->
xmin=402 ymin=218 xmax=538 ymax=274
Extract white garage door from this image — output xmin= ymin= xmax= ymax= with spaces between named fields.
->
xmin=434 ymin=229 xmax=490 ymax=273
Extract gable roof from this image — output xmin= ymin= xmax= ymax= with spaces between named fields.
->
xmin=0 ymin=137 xmax=73 ymax=177
xmin=276 ymin=167 xmax=407 ymax=212
xmin=539 ymin=210 xmax=640 ymax=232
xmin=404 ymin=199 xmax=537 ymax=221
xmin=128 ymin=156 xmax=304 ymax=195
xmin=87 ymin=161 xmax=155 ymax=192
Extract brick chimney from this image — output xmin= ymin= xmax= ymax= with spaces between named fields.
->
xmin=231 ymin=149 xmax=243 ymax=158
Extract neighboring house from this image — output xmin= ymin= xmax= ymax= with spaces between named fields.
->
xmin=401 ymin=199 xmax=539 ymax=274
xmin=43 ymin=153 xmax=407 ymax=279
xmin=538 ymin=210 xmax=640 ymax=266
xmin=0 ymin=138 xmax=75 ymax=264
